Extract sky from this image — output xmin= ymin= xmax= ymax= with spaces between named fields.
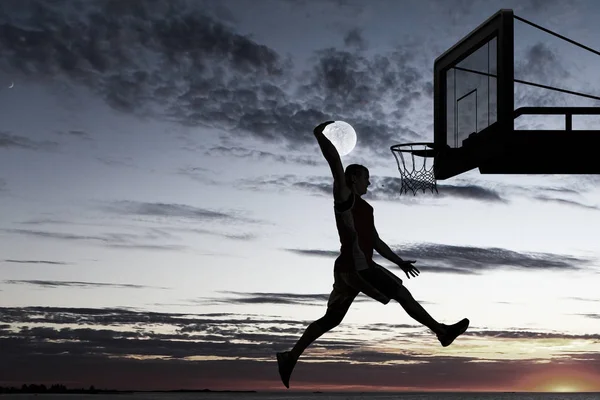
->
xmin=2 ymin=0 xmax=600 ymax=393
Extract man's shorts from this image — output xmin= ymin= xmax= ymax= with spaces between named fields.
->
xmin=327 ymin=263 xmax=404 ymax=313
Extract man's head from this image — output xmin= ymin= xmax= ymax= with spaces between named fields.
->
xmin=345 ymin=164 xmax=370 ymax=196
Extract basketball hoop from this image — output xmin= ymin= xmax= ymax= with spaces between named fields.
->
xmin=390 ymin=142 xmax=438 ymax=195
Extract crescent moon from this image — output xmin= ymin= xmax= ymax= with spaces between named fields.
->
xmin=8 ymin=82 xmax=14 ymax=89
xmin=322 ymin=120 xmax=357 ymax=156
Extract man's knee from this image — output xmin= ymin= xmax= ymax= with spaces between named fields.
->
xmin=395 ymin=284 xmax=414 ymax=304
xmin=315 ymin=309 xmax=345 ymax=330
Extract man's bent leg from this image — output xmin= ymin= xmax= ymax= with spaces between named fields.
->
xmin=277 ymin=308 xmax=347 ymax=388
xmin=291 ymin=308 xmax=345 ymax=360
xmin=277 ymin=271 xmax=356 ymax=388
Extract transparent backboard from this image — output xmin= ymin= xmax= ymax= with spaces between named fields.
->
xmin=433 ymin=9 xmax=514 ymax=179
xmin=445 ymin=38 xmax=497 ymax=147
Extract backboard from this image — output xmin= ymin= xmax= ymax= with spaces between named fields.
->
xmin=392 ymin=8 xmax=600 ymax=186
xmin=433 ymin=9 xmax=514 ymax=180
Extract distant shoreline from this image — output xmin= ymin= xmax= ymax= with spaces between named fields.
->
xmin=0 ymin=387 xmax=256 ymax=394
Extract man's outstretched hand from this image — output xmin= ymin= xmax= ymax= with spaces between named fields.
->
xmin=314 ymin=121 xmax=335 ymax=135
xmin=398 ymin=260 xmax=419 ymax=279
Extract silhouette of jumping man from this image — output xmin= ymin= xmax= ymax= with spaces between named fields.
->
xmin=276 ymin=121 xmax=469 ymax=388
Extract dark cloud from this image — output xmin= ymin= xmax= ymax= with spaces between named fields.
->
xmin=2 ymin=228 xmax=186 ymax=251
xmin=374 ymin=176 xmax=506 ymax=202
xmin=0 ymin=0 xmax=293 ymax=134
xmin=514 ymin=0 xmax=579 ymax=15
xmin=196 ymin=291 xmax=372 ymax=306
xmin=235 ymin=174 xmax=330 ymax=196
xmin=105 ymin=243 xmax=186 ymax=251
xmin=53 ymin=129 xmax=93 ymax=140
xmin=3 ymin=259 xmax=69 ymax=265
xmin=533 ymin=195 xmax=599 ymax=210
xmin=3 ymin=280 xmax=168 ymax=290
xmin=396 ymin=243 xmax=591 ymax=273
xmin=516 ymin=42 xmax=571 ymax=83
xmin=286 ymin=249 xmax=337 ymax=258
xmin=470 ymin=329 xmax=600 ymax=340
xmin=205 ymin=146 xmax=319 ymax=166
xmin=343 ymin=28 xmax=367 ymax=51
xmin=0 ymin=131 xmax=59 ymax=151
xmin=580 ymin=313 xmax=600 ymax=319
xmin=286 ymin=243 xmax=592 ymax=274
xmin=426 ymin=0 xmax=482 ymax=25
xmin=101 ymin=201 xmax=261 ymax=225
xmin=0 ymin=0 xmax=430 ymax=156
xmin=536 ymin=185 xmax=581 ymax=195
xmin=2 ymin=306 xmax=600 ymax=390
xmin=299 ymin=47 xmax=428 ymax=147
xmin=436 ymin=183 xmax=507 ymax=202
xmin=96 ymin=155 xmax=137 ymax=169
xmin=236 ymin=174 xmax=506 ymax=203
xmin=176 ymin=167 xmax=218 ymax=185
xmin=287 ymin=246 xmax=476 ymax=275
xmin=567 ymin=297 xmax=600 ymax=303
xmin=515 ymin=42 xmax=574 ymax=109
xmin=192 ymin=228 xmax=257 ymax=241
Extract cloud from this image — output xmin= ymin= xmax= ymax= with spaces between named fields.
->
xmin=436 ymin=183 xmax=507 ymax=202
xmin=96 ymin=155 xmax=138 ymax=169
xmin=579 ymin=313 xmax=600 ymax=319
xmin=195 ymin=291 xmax=372 ymax=306
xmin=2 ymin=306 xmax=600 ymax=390
xmin=0 ymin=0 xmax=292 ymax=130
xmin=469 ymin=329 xmax=600 ymax=340
xmin=176 ymin=167 xmax=220 ymax=185
xmin=395 ymin=243 xmax=591 ymax=273
xmin=287 ymin=247 xmax=474 ymax=275
xmin=0 ymin=131 xmax=59 ymax=151
xmin=286 ymin=243 xmax=592 ymax=274
xmin=0 ymin=0 xmax=430 ymax=156
xmin=11 ymin=205 xmax=260 ymax=243
xmin=343 ymin=28 xmax=367 ymax=51
xmin=205 ymin=146 xmax=319 ymax=166
xmin=3 ymin=280 xmax=168 ymax=290
xmin=236 ymin=174 xmax=506 ymax=202
xmin=53 ymin=129 xmax=93 ymax=140
xmin=101 ymin=201 xmax=261 ymax=225
xmin=532 ymin=195 xmax=600 ymax=210
xmin=189 ymin=228 xmax=257 ymax=241
xmin=2 ymin=228 xmax=186 ymax=251
xmin=514 ymin=42 xmax=574 ymax=110
xmin=3 ymin=259 xmax=69 ymax=265
xmin=375 ymin=176 xmax=506 ymax=202
xmin=567 ymin=297 xmax=600 ymax=303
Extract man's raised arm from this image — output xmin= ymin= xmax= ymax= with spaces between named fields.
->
xmin=313 ymin=121 xmax=349 ymax=203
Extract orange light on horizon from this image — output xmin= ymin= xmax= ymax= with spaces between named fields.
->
xmin=518 ymin=368 xmax=600 ymax=393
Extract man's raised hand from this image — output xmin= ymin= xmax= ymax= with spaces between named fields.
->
xmin=314 ymin=121 xmax=335 ymax=135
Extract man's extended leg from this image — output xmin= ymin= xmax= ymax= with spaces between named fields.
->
xmin=396 ymin=284 xmax=469 ymax=346
xmin=395 ymin=284 xmax=444 ymax=334
xmin=277 ymin=308 xmax=346 ymax=388
xmin=361 ymin=264 xmax=469 ymax=346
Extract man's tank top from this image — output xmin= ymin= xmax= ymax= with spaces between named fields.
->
xmin=333 ymin=194 xmax=375 ymax=272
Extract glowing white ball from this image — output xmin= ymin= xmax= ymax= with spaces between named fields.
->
xmin=322 ymin=120 xmax=357 ymax=156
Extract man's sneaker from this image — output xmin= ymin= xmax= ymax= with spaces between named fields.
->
xmin=437 ymin=318 xmax=469 ymax=347
xmin=276 ymin=351 xmax=297 ymax=388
